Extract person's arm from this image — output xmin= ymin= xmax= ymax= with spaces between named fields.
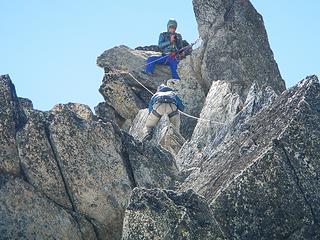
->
xmin=175 ymin=96 xmax=185 ymax=111
xmin=158 ymin=33 xmax=171 ymax=51
xmin=176 ymin=33 xmax=183 ymax=50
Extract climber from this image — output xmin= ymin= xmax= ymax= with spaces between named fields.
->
xmin=143 ymin=18 xmax=185 ymax=80
xmin=143 ymin=80 xmax=185 ymax=141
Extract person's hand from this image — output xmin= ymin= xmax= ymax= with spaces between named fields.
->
xmin=170 ymin=35 xmax=176 ymax=43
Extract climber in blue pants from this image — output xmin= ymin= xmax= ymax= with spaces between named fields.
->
xmin=144 ymin=18 xmax=184 ymax=80
xmin=145 ymin=54 xmax=179 ymax=79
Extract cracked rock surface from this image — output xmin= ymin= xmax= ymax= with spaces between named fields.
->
xmin=122 ymin=188 xmax=227 ymax=240
xmin=179 ymin=76 xmax=320 ymax=239
xmin=1 ymin=0 xmax=320 ymax=239
xmin=0 ymin=75 xmax=179 ymax=240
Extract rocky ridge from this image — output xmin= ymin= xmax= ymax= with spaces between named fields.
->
xmin=0 ymin=75 xmax=179 ymax=239
xmin=1 ymin=0 xmax=320 ymax=239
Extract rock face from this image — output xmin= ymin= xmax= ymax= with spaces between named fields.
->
xmin=193 ymin=0 xmax=285 ymax=93
xmin=175 ymin=0 xmax=286 ymax=148
xmin=2 ymin=0 xmax=320 ymax=239
xmin=122 ymin=188 xmax=227 ymax=240
xmin=167 ymin=71 xmax=207 ymax=139
xmin=179 ymin=76 xmax=320 ymax=239
xmin=129 ymin=109 xmax=186 ymax=156
xmin=177 ymin=82 xmax=279 ymax=169
xmin=121 ymin=132 xmax=181 ymax=190
xmin=190 ymin=80 xmax=243 ymax=147
xmin=0 ymin=75 xmax=180 ymax=240
xmin=16 ymin=110 xmax=73 ymax=209
xmin=0 ymin=175 xmax=95 ymax=240
xmin=47 ymin=106 xmax=133 ymax=239
xmin=0 ymin=75 xmax=26 ymax=176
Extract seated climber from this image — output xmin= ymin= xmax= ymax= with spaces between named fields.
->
xmin=144 ymin=18 xmax=184 ymax=80
xmin=143 ymin=81 xmax=185 ymax=141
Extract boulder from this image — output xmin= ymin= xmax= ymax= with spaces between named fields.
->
xmin=122 ymin=132 xmax=181 ymax=190
xmin=97 ymin=45 xmax=171 ymax=82
xmin=51 ymin=103 xmax=96 ymax=121
xmin=122 ymin=188 xmax=227 ymax=240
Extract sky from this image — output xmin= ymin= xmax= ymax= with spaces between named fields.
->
xmin=1 ymin=0 xmax=319 ymax=111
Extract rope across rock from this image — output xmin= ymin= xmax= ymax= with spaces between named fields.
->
xmin=104 ymin=66 xmax=225 ymax=125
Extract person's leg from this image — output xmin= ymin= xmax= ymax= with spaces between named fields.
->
xmin=145 ymin=55 xmax=167 ymax=73
xmin=145 ymin=112 xmax=160 ymax=131
xmin=143 ymin=112 xmax=160 ymax=141
xmin=169 ymin=114 xmax=181 ymax=132
xmin=166 ymin=57 xmax=180 ymax=79
xmin=166 ymin=103 xmax=180 ymax=131
xmin=143 ymin=103 xmax=165 ymax=141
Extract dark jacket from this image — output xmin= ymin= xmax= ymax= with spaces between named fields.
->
xmin=148 ymin=85 xmax=185 ymax=113
xmin=158 ymin=32 xmax=183 ymax=55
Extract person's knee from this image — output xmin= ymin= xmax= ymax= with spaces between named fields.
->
xmin=145 ymin=113 xmax=160 ymax=128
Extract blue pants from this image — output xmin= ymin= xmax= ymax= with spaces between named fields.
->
xmin=145 ymin=55 xmax=180 ymax=79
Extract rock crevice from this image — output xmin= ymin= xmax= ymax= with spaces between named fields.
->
xmin=43 ymin=123 xmax=77 ymax=212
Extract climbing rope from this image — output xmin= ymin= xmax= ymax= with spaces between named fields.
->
xmin=109 ymin=70 xmax=225 ymax=125
xmin=102 ymin=37 xmax=225 ymax=125
xmin=178 ymin=110 xmax=226 ymax=125
xmin=127 ymin=72 xmax=154 ymax=95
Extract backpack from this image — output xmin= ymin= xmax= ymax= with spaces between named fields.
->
xmin=155 ymin=92 xmax=177 ymax=105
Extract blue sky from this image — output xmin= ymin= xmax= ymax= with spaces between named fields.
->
xmin=1 ymin=0 xmax=319 ymax=111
